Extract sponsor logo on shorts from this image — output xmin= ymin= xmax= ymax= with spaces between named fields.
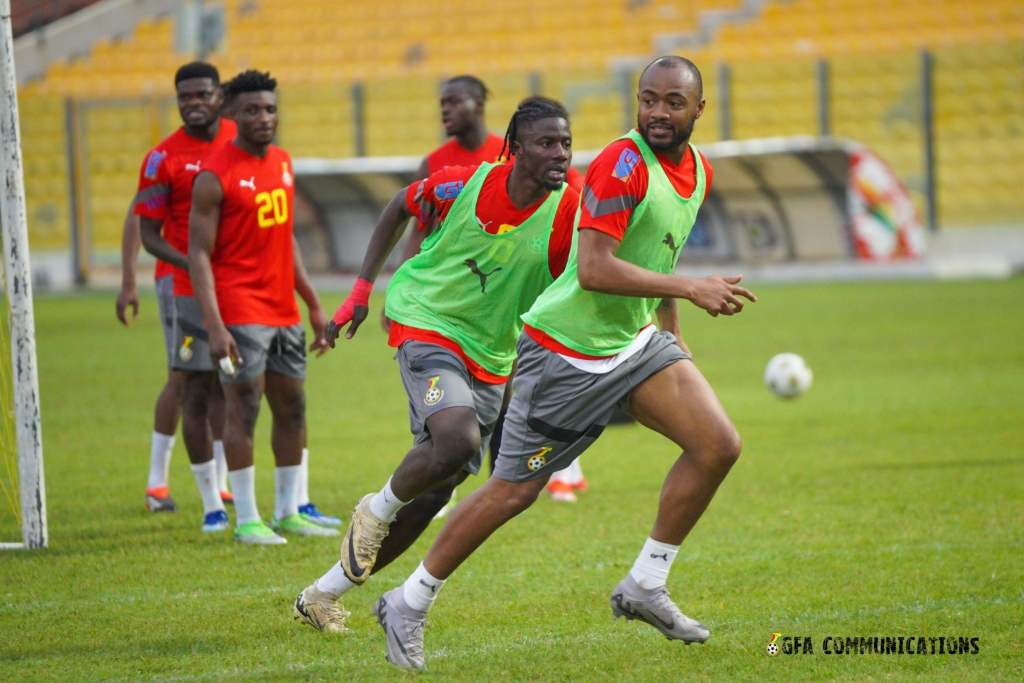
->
xmin=179 ymin=336 xmax=194 ymax=361
xmin=424 ymin=376 xmax=443 ymax=405
xmin=527 ymin=446 xmax=552 ymax=472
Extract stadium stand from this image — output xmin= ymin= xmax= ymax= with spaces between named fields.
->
xmin=11 ymin=0 xmax=1024 ymax=274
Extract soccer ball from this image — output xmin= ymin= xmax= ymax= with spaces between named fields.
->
xmin=764 ymin=353 xmax=813 ymax=398
xmin=766 ymin=642 xmax=779 ymax=656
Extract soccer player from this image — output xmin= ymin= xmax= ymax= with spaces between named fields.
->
xmin=372 ymin=57 xmax=755 ymax=670
xmin=291 ymin=97 xmax=582 ymax=633
xmin=188 ymin=70 xmax=338 ymax=544
xmin=118 ymin=61 xmax=236 ymax=515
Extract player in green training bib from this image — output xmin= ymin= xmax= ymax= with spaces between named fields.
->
xmin=380 ymin=57 xmax=758 ymax=670
xmin=293 ymin=98 xmax=582 ymax=637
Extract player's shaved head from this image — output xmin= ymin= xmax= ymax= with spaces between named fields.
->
xmin=445 ymin=75 xmax=489 ymax=104
xmin=639 ymin=56 xmax=703 ymax=98
xmin=440 ymin=76 xmax=489 ymax=137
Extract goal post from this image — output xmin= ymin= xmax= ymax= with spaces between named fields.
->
xmin=0 ymin=0 xmax=47 ymax=550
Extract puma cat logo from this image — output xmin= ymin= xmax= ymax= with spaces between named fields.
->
xmin=240 ymin=177 xmax=256 ymax=191
xmin=185 ymin=161 xmax=201 ymax=172
xmin=663 ymin=233 xmax=681 ymax=261
xmin=463 ymin=259 xmax=502 ymax=294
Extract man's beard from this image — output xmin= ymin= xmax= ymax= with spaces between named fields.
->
xmin=639 ymin=116 xmax=695 ymax=150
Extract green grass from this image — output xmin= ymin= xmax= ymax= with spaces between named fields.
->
xmin=2 ymin=280 xmax=1023 ymax=682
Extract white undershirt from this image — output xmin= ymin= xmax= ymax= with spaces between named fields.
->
xmin=557 ymin=325 xmax=656 ymax=375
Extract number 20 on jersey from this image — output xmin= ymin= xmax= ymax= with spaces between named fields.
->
xmin=256 ymin=188 xmax=288 ymax=228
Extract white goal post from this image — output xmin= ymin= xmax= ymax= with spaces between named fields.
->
xmin=0 ymin=0 xmax=47 ymax=550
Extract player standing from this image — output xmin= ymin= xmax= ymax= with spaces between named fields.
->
xmin=117 ymin=62 xmax=235 ymax=515
xmin=292 ymin=98 xmax=582 ymax=633
xmin=372 ymin=57 xmax=754 ymax=670
xmin=188 ymin=70 xmax=338 ymax=544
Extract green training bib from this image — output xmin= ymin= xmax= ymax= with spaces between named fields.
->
xmin=386 ymin=163 xmax=564 ymax=376
xmin=522 ymin=129 xmax=706 ymax=356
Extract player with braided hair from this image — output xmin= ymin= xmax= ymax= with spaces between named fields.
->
xmin=292 ymin=97 xmax=580 ymax=636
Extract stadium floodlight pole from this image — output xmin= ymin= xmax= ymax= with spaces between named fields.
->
xmin=0 ymin=0 xmax=48 ymax=550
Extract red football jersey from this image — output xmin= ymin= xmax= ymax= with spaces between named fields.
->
xmin=404 ymin=163 xmax=578 ymax=279
xmin=133 ymin=119 xmax=237 ymax=290
xmin=201 ymin=143 xmax=300 ymax=327
xmin=425 ymin=133 xmax=505 ymax=175
xmin=579 ymin=133 xmax=714 ymax=242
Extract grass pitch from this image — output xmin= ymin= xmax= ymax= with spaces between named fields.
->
xmin=1 ymin=279 xmax=1022 ymax=682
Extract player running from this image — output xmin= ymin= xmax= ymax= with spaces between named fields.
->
xmin=118 ymin=62 xmax=235 ymax=515
xmin=292 ymin=97 xmax=583 ymax=633
xmin=372 ymin=56 xmax=754 ymax=670
xmin=188 ymin=70 xmax=338 ymax=544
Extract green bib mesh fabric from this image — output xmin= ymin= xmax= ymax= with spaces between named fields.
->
xmin=522 ymin=130 xmax=705 ymax=356
xmin=385 ymin=162 xmax=564 ymax=376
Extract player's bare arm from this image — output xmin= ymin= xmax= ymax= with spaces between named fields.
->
xmin=292 ymin=235 xmax=329 ymax=356
xmin=656 ymin=297 xmax=690 ymax=355
xmin=576 ymin=228 xmax=756 ymax=317
xmin=381 ymin=155 xmax=432 ymax=332
xmin=326 ymin=187 xmax=414 ymax=346
xmin=140 ymin=216 xmax=189 ymax=271
xmin=116 ymin=207 xmax=142 ymax=326
xmin=188 ymin=169 xmax=239 ymax=365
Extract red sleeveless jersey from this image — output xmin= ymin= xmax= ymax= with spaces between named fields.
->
xmin=201 ymin=143 xmax=300 ymax=327
xmin=134 ymin=119 xmax=236 ymax=290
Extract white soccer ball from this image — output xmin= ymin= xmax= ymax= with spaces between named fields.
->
xmin=764 ymin=353 xmax=813 ymax=398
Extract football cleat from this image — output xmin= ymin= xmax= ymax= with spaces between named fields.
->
xmin=145 ymin=487 xmax=178 ymax=513
xmin=234 ymin=520 xmax=287 ymax=545
xmin=339 ymin=495 xmax=391 ymax=584
xmin=545 ymin=480 xmax=578 ymax=503
xmin=293 ymin=583 xmax=352 ymax=634
xmin=271 ymin=514 xmax=341 ymax=537
xmin=299 ymin=502 xmax=341 ymax=526
xmin=202 ymin=510 xmax=230 ymax=532
xmin=372 ymin=587 xmax=427 ymax=670
xmin=220 ymin=490 xmax=234 ymax=506
xmin=572 ymin=477 xmax=589 ymax=492
xmin=610 ymin=574 xmax=710 ymax=643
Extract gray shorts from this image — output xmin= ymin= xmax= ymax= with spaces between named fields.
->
xmin=219 ymin=324 xmax=307 ymax=385
xmin=170 ymin=295 xmax=216 ymax=372
xmin=396 ymin=341 xmax=505 ymax=476
xmin=493 ymin=331 xmax=689 ymax=482
xmin=155 ymin=275 xmax=175 ymax=367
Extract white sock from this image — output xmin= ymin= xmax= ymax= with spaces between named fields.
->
xmin=213 ymin=440 xmax=229 ymax=493
xmin=189 ymin=459 xmax=226 ymax=515
xmin=274 ymin=464 xmax=301 ymax=520
xmin=298 ymin=448 xmax=311 ymax=506
xmin=629 ymin=537 xmax=680 ymax=590
xmin=550 ymin=466 xmax=573 ymax=485
xmin=316 ymin=562 xmax=357 ymax=597
xmin=368 ymin=477 xmax=407 ymax=523
xmin=229 ymin=466 xmax=260 ymax=526
xmin=402 ymin=562 xmax=445 ymax=612
xmin=147 ymin=431 xmax=174 ymax=490
xmin=569 ymin=459 xmax=584 ymax=485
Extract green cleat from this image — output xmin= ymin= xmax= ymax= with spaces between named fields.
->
xmin=272 ymin=513 xmax=341 ymax=537
xmin=234 ymin=520 xmax=287 ymax=545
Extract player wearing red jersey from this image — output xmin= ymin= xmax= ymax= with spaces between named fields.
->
xmin=189 ymin=70 xmax=337 ymax=544
xmin=291 ymin=98 xmax=580 ymax=635
xmin=117 ymin=62 xmax=234 ymax=517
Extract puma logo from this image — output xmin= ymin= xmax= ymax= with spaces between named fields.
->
xmin=663 ymin=233 xmax=681 ymax=261
xmin=475 ymin=216 xmax=492 ymax=231
xmin=419 ymin=579 xmax=437 ymax=593
xmin=240 ymin=177 xmax=256 ymax=191
xmin=185 ymin=161 xmax=201 ymax=172
xmin=463 ymin=258 xmax=502 ymax=294
xmin=650 ymin=552 xmax=669 ymax=561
